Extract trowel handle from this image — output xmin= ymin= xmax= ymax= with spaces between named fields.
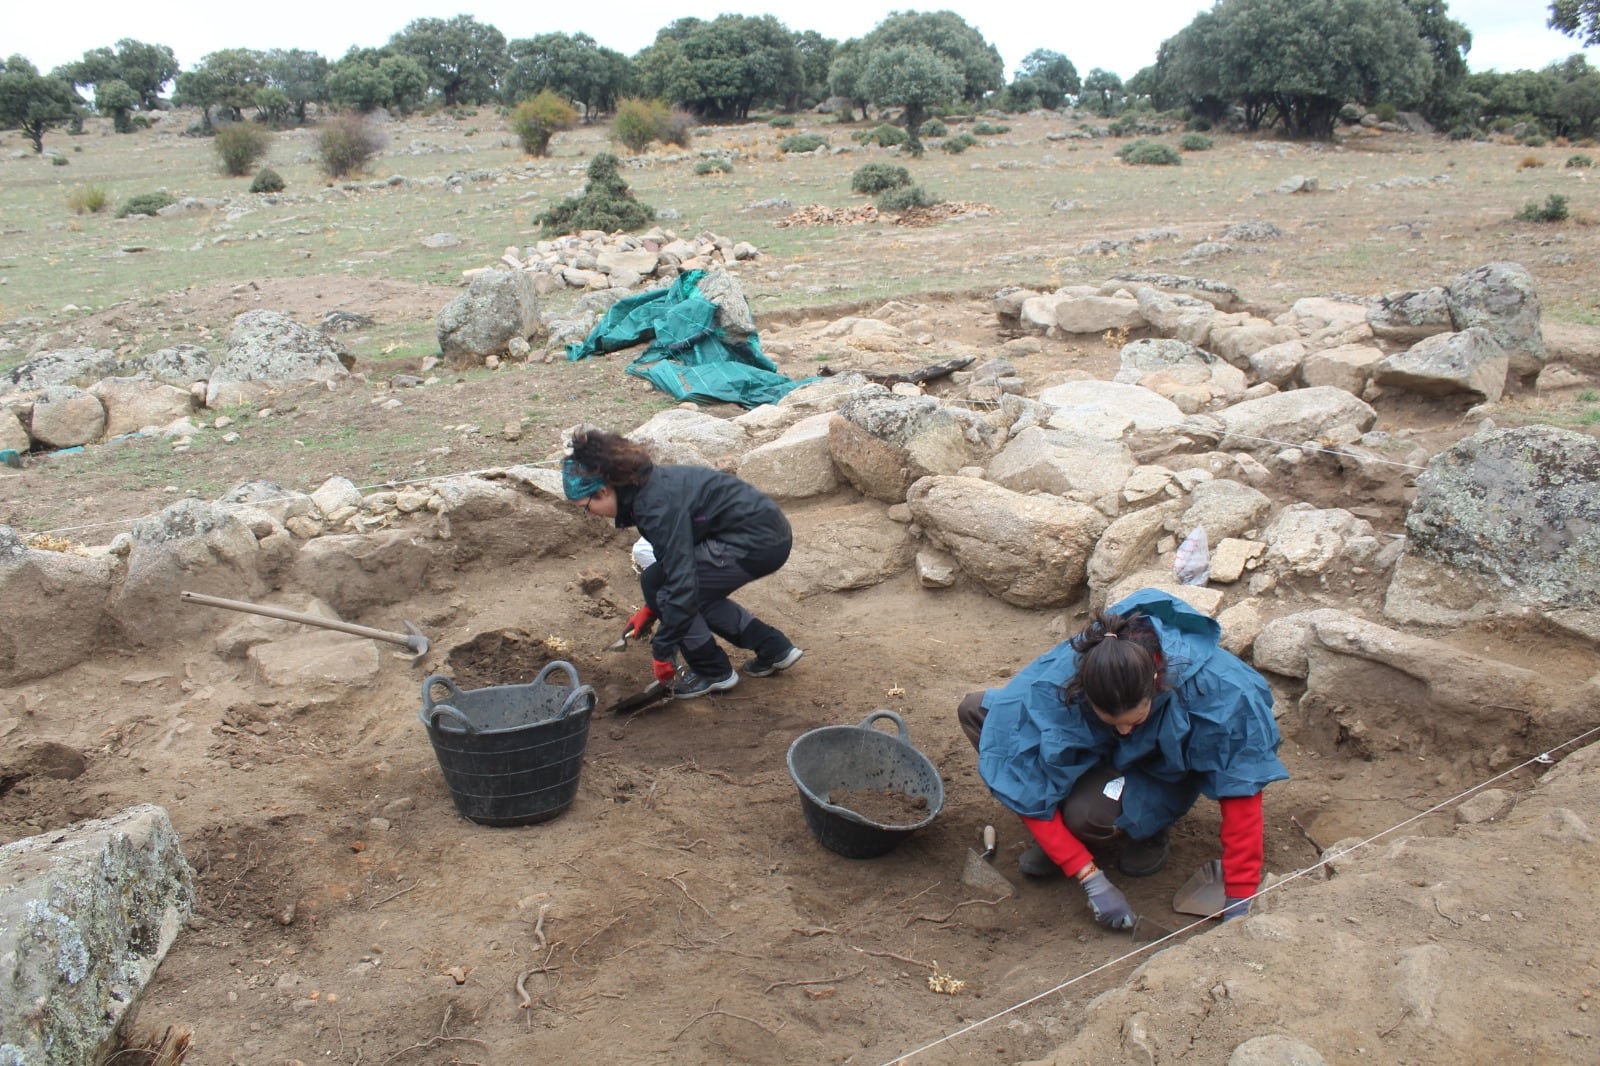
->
xmin=981 ymin=824 xmax=996 ymax=859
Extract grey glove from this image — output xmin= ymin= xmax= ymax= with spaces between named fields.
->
xmin=1221 ymin=895 xmax=1252 ymax=921
xmin=1080 ymin=869 xmax=1136 ymax=930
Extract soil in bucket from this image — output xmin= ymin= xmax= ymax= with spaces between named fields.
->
xmin=446 ymin=629 xmax=566 ymax=689
xmin=827 ymin=786 xmax=930 ymax=827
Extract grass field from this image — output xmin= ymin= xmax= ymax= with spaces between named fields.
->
xmin=3 ymin=106 xmax=1596 ymax=358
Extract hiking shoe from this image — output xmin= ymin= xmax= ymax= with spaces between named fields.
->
xmin=744 ymin=646 xmax=803 ymax=678
xmin=672 ymin=668 xmax=739 ymax=699
xmin=1018 ymin=844 xmax=1064 ymax=879
xmin=1117 ymin=829 xmax=1170 ymax=877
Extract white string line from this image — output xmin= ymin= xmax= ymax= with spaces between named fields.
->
xmin=23 ymin=459 xmax=564 ymax=540
xmin=18 ymin=417 xmax=1430 ymax=542
xmin=879 ymin=720 xmax=1600 ymax=1066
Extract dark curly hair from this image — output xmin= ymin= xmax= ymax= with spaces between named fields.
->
xmin=567 ymin=425 xmax=654 ymax=488
xmin=1063 ymin=609 xmax=1169 ymax=716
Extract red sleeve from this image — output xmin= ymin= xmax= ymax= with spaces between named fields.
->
xmin=1219 ymin=793 xmax=1265 ymax=898
xmin=1020 ymin=812 xmax=1094 ymax=878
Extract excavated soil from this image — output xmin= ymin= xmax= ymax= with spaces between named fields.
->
xmin=4 ymin=111 xmax=1600 ymax=1064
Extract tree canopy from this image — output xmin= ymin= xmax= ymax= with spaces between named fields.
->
xmin=859 ymin=43 xmax=963 ymax=154
xmin=504 ymin=32 xmax=629 ymax=119
xmin=389 ymin=15 xmax=507 ymax=106
xmin=1014 ymin=49 xmax=1081 ymax=110
xmin=856 ymin=10 xmax=1003 ymax=103
xmin=632 ymin=15 xmax=803 ymax=120
xmin=1550 ymin=1 xmax=1600 ymax=45
xmin=0 ymin=55 xmax=79 ymax=152
xmin=58 ymin=39 xmax=177 ymax=110
xmin=1162 ymin=0 xmax=1432 ymax=138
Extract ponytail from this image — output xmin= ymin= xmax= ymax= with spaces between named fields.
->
xmin=1064 ymin=610 xmax=1165 ymax=714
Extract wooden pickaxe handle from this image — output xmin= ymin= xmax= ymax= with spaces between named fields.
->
xmin=179 ymin=590 xmax=429 ymax=656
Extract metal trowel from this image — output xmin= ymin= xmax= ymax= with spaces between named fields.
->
xmin=1172 ymin=858 xmax=1227 ymax=917
xmin=961 ymin=825 xmax=1015 ymax=898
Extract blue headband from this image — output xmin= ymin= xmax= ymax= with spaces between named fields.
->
xmin=562 ymin=458 xmax=606 ymax=501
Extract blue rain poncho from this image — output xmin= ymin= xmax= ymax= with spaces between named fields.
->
xmin=977 ymin=588 xmax=1288 ymax=839
xmin=566 ymin=270 xmax=814 ymax=408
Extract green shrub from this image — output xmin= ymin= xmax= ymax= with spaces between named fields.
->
xmin=510 ymin=90 xmax=578 ymax=157
xmin=116 ymin=191 xmax=177 ymax=218
xmin=538 ymin=151 xmax=655 ymax=235
xmin=694 ymin=157 xmax=733 ymax=175
xmin=1524 ymin=134 xmax=1548 ymax=147
xmin=611 ymin=97 xmax=671 ymax=153
xmin=249 ymin=167 xmax=285 ymax=193
xmin=51 ymin=155 xmax=69 ymax=166
xmin=1118 ymin=138 xmax=1182 ymax=165
xmin=878 ymin=185 xmax=934 ymax=212
xmin=65 ymin=184 xmax=108 ymax=214
xmin=768 ymin=114 xmax=795 ymax=128
xmin=1178 ymin=131 xmax=1213 ymax=151
xmin=919 ymin=119 xmax=948 ymax=138
xmin=1515 ymin=193 xmax=1569 ymax=222
xmin=317 ymin=115 xmax=384 ymax=179
xmin=779 ymin=132 xmax=827 ymax=153
xmin=972 ymin=121 xmax=1010 ymax=135
xmin=1491 ymin=116 xmax=1514 ymax=133
xmin=854 ymin=122 xmax=907 ymax=148
xmin=1448 ymin=124 xmax=1476 ymax=141
xmin=1186 ymin=116 xmax=1213 ymax=132
xmin=1567 ymin=154 xmax=1595 ymax=168
xmin=851 ymin=162 xmax=912 ymax=195
xmin=213 ymin=122 xmax=271 ymax=177
xmin=1375 ymin=102 xmax=1398 ymax=123
xmin=940 ymin=133 xmax=977 ymax=154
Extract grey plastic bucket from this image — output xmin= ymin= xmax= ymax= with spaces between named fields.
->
xmin=419 ymin=661 xmax=595 ymax=827
xmin=786 ymin=709 xmax=945 ymax=859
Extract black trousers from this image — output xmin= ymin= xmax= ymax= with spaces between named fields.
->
xmin=641 ymin=538 xmax=792 ymax=679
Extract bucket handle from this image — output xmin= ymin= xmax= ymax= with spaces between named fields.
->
xmin=425 ymin=702 xmax=476 ymax=733
xmin=533 ymin=661 xmax=594 ymax=720
xmin=856 ymin=708 xmax=910 ymax=744
xmin=558 ymin=685 xmax=596 ymax=720
xmin=419 ymin=674 xmax=465 ymax=726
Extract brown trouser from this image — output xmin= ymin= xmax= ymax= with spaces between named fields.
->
xmin=958 ymin=691 xmax=1125 ymax=846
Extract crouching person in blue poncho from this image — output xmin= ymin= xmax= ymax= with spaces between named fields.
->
xmin=957 ymin=589 xmax=1288 ymax=931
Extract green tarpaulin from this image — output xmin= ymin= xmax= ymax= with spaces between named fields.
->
xmin=565 ymin=270 xmax=814 ymax=408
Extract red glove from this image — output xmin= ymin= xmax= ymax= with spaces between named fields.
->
xmin=625 ymin=606 xmax=656 ymax=640
xmin=652 ymin=658 xmax=677 ymax=686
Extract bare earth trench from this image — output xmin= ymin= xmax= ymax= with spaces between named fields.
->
xmin=4 ymin=112 xmax=1600 ymax=1065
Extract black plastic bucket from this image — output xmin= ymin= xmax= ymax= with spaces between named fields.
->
xmin=786 ymin=710 xmax=945 ymax=859
xmin=419 ymin=662 xmax=595 ymax=827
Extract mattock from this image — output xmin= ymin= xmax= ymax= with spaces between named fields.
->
xmin=180 ymin=590 xmax=431 ymax=664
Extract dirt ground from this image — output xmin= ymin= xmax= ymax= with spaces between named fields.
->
xmin=1 ymin=289 xmax=1591 ymax=1066
xmin=4 ymin=111 xmax=1600 ymax=1064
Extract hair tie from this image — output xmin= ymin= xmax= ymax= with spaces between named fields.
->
xmin=1104 ymin=632 xmax=1117 ymax=640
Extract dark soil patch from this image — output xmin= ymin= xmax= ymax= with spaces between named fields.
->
xmin=827 ymin=786 xmax=932 ymax=826
xmin=443 ymin=628 xmax=565 ymax=690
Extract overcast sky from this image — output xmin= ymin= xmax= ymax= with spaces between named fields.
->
xmin=6 ymin=1 xmax=1594 ymax=82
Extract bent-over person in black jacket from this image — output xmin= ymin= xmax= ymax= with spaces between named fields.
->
xmin=564 ymin=425 xmax=803 ymax=699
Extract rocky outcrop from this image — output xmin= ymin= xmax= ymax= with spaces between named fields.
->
xmin=207 ymin=310 xmax=352 ymax=407
xmin=1403 ymin=425 xmax=1600 ymax=610
xmin=0 ymin=526 xmax=113 ymax=685
xmin=1446 ymin=261 xmax=1544 ymax=378
xmin=436 ymin=268 xmax=542 ymax=367
xmin=0 ymin=805 xmax=194 ymax=1066
xmin=907 ymin=475 xmax=1108 ymax=608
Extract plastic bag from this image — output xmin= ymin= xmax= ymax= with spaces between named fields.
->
xmin=631 ymin=537 xmax=657 ymax=572
xmin=1173 ymin=527 xmax=1210 ymax=586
